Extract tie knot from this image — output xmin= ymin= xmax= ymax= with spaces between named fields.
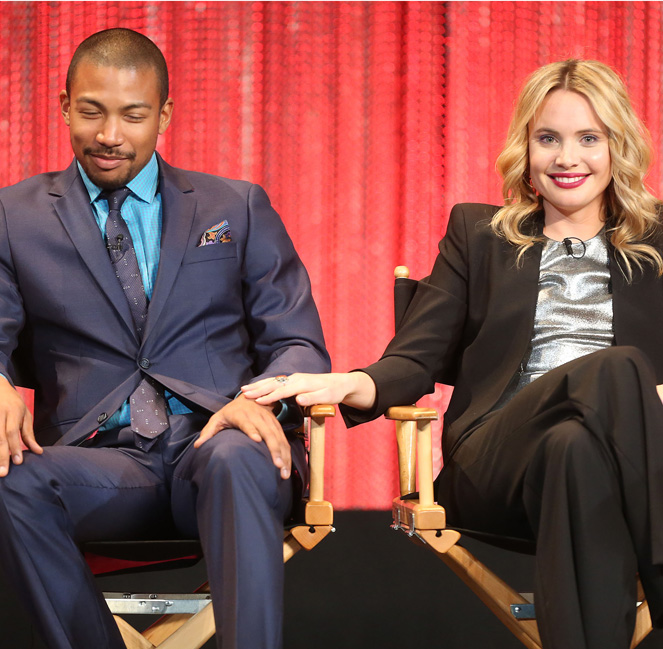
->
xmin=102 ymin=187 xmax=130 ymax=212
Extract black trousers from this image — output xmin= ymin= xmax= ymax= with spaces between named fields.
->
xmin=0 ymin=414 xmax=293 ymax=649
xmin=437 ymin=346 xmax=663 ymax=649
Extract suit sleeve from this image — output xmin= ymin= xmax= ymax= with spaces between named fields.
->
xmin=240 ymin=184 xmax=331 ymax=380
xmin=342 ymin=203 xmax=472 ymax=425
xmin=0 ymin=199 xmax=24 ymax=384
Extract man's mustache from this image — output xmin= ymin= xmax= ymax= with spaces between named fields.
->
xmin=83 ymin=147 xmax=136 ymax=161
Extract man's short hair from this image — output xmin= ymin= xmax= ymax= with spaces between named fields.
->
xmin=66 ymin=28 xmax=169 ymax=106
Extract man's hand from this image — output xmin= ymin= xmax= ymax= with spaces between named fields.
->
xmin=194 ymin=394 xmax=291 ymax=479
xmin=0 ymin=376 xmax=42 ymax=477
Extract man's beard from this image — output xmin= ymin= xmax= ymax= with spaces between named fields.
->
xmin=82 ymin=147 xmax=137 ymax=190
xmin=91 ymin=171 xmax=133 ymax=191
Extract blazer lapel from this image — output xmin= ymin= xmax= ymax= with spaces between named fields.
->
xmin=50 ymin=161 xmax=138 ymax=341
xmin=493 ymin=213 xmax=543 ymax=332
xmin=513 ymin=231 xmax=543 ymax=319
xmin=514 ymin=215 xmax=544 ymax=347
xmin=514 ymin=237 xmax=543 ymax=350
xmin=491 ymin=213 xmax=543 ymax=376
xmin=466 ymin=212 xmax=544 ymax=422
xmin=142 ymin=156 xmax=197 ymax=339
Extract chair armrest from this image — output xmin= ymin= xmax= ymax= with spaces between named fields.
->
xmin=304 ymin=404 xmax=336 ymax=419
xmin=385 ymin=406 xmax=438 ymax=506
xmin=303 ymin=405 xmax=336 ymax=504
xmin=283 ymin=405 xmax=336 ymax=559
xmin=385 ymin=405 xmax=438 ymax=421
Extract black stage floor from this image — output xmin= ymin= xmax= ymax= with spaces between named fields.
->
xmin=2 ymin=510 xmax=662 ymax=648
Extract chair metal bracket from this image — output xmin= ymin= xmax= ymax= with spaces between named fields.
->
xmin=392 ymin=497 xmax=461 ymax=554
xmin=104 ymin=592 xmax=212 ymax=615
xmin=511 ymin=603 xmax=536 ymax=620
xmin=392 ymin=497 xmax=447 ymax=530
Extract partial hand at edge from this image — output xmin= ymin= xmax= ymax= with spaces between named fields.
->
xmin=0 ymin=376 xmax=42 ymax=477
xmin=241 ymin=371 xmax=377 ymax=411
xmin=194 ymin=394 xmax=292 ymax=479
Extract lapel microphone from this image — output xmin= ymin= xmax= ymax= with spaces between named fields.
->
xmin=562 ymin=236 xmax=586 ymax=259
xmin=106 ymin=233 xmax=125 ymax=252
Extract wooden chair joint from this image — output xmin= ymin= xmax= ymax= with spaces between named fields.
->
xmin=290 ymin=524 xmax=333 ymax=550
xmin=304 ymin=499 xmax=334 ymax=525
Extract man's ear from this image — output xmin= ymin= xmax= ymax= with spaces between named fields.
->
xmin=59 ymin=89 xmax=71 ymax=126
xmin=158 ymin=98 xmax=174 ymax=135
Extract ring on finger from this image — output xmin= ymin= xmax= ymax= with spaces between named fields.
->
xmin=274 ymin=375 xmax=289 ymax=385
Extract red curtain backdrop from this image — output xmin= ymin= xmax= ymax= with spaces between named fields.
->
xmin=1 ymin=1 xmax=662 ymax=508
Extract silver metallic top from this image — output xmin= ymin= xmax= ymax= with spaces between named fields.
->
xmin=495 ymin=231 xmax=613 ymax=409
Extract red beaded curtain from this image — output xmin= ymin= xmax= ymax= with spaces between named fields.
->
xmin=1 ymin=1 xmax=662 ymax=509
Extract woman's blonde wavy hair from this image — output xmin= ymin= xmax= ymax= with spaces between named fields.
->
xmin=492 ymin=59 xmax=663 ymax=279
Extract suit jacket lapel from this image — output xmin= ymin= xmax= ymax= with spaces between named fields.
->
xmin=514 ymin=234 xmax=543 ymax=354
xmin=481 ymin=217 xmax=543 ymax=411
xmin=50 ymin=161 xmax=138 ymax=341
xmin=515 ymin=217 xmax=544 ymax=318
xmin=142 ymin=156 xmax=197 ymax=339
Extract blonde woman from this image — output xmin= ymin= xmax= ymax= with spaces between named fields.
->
xmin=240 ymin=60 xmax=663 ymax=649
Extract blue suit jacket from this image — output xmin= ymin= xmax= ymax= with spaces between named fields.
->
xmin=0 ymin=155 xmax=330 ymax=447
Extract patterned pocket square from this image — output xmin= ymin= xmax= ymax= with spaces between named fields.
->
xmin=199 ymin=220 xmax=232 ymax=246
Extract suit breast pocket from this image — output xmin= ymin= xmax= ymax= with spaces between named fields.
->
xmin=175 ymin=242 xmax=241 ymax=310
xmin=182 ymin=243 xmax=238 ymax=265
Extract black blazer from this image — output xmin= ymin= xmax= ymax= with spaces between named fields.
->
xmin=344 ymin=203 xmax=663 ymax=458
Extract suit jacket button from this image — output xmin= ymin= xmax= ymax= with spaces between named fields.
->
xmin=97 ymin=413 xmax=107 ymax=424
xmin=139 ymin=358 xmax=151 ymax=369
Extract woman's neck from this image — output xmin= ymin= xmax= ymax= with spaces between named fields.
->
xmin=542 ymin=206 xmax=605 ymax=242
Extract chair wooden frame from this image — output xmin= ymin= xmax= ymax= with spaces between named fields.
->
xmin=387 ymin=267 xmax=652 ymax=649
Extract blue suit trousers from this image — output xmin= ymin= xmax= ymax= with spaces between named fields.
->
xmin=0 ymin=413 xmax=293 ymax=649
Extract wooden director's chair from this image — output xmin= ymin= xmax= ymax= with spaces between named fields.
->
xmin=387 ymin=266 xmax=652 ymax=649
xmin=16 ymin=387 xmax=335 ymax=649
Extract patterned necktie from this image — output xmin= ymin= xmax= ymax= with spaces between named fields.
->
xmin=103 ymin=188 xmax=169 ymax=438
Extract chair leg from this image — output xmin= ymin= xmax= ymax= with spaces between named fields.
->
xmin=144 ymin=614 xmax=195 ymax=645
xmin=284 ymin=530 xmax=302 ymax=562
xmin=114 ymin=615 xmax=155 ymax=649
xmin=153 ymin=604 xmax=215 ymax=649
xmin=631 ymin=597 xmax=652 ymax=649
xmin=435 ymin=544 xmax=543 ymax=649
xmin=435 ymin=543 xmax=653 ymax=649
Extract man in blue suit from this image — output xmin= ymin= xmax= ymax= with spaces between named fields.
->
xmin=0 ymin=28 xmax=330 ymax=649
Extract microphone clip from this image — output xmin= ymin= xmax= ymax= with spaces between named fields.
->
xmin=562 ymin=236 xmax=586 ymax=259
xmin=106 ymin=233 xmax=125 ymax=252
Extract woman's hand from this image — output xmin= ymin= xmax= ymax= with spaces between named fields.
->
xmin=241 ymin=372 xmax=377 ymax=411
xmin=657 ymin=384 xmax=663 ymax=405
